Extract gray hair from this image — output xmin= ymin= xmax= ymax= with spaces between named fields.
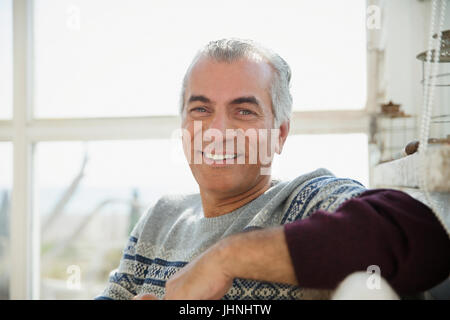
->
xmin=179 ymin=38 xmax=293 ymax=128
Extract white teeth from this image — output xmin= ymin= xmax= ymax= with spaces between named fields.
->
xmin=204 ymin=153 xmax=237 ymax=160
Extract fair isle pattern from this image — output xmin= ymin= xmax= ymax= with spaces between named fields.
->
xmin=97 ymin=174 xmax=366 ymax=300
xmin=224 ymin=279 xmax=305 ymax=300
xmin=103 ymin=238 xmax=310 ymax=300
xmin=281 ymin=176 xmax=366 ymax=224
xmin=100 ymin=236 xmax=189 ymax=300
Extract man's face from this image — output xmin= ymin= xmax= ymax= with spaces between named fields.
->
xmin=181 ymin=57 xmax=281 ymax=196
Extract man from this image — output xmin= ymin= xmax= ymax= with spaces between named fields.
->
xmin=97 ymin=38 xmax=450 ymax=300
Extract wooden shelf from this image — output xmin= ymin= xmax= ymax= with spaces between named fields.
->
xmin=372 ymin=145 xmax=450 ymax=234
xmin=373 ymin=145 xmax=450 ymax=192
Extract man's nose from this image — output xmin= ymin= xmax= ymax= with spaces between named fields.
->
xmin=206 ymin=111 xmax=230 ymax=133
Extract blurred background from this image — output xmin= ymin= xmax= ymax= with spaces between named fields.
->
xmin=0 ymin=0 xmax=449 ymax=299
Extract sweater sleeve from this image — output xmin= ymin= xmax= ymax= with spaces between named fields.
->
xmin=283 ymin=188 xmax=450 ymax=295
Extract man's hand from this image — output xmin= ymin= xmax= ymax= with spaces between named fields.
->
xmin=132 ymin=241 xmax=233 ymax=300
xmin=164 ymin=241 xmax=233 ymax=300
xmin=133 ymin=293 xmax=159 ymax=300
xmin=133 ymin=226 xmax=297 ymax=300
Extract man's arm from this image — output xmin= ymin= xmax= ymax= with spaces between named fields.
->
xmin=139 ymin=189 xmax=450 ymax=300
xmin=284 ymin=189 xmax=450 ymax=295
xmin=221 ymin=226 xmax=297 ymax=285
xmin=157 ymin=226 xmax=293 ymax=300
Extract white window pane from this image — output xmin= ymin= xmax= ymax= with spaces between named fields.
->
xmin=273 ymin=134 xmax=369 ymax=187
xmin=35 ymin=140 xmax=197 ymax=299
xmin=0 ymin=142 xmax=12 ymax=299
xmin=33 ymin=0 xmax=366 ymax=119
xmin=0 ymin=0 xmax=13 ymax=119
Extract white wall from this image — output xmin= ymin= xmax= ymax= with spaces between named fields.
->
xmin=383 ymin=0 xmax=429 ymax=116
xmin=381 ymin=0 xmax=449 ymax=148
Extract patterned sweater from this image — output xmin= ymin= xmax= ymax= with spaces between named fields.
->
xmin=97 ymin=168 xmax=367 ymax=300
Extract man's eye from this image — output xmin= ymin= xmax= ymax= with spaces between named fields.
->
xmin=238 ymin=109 xmax=254 ymax=116
xmin=191 ymin=107 xmax=207 ymax=113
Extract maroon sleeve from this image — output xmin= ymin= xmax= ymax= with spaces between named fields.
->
xmin=283 ymin=188 xmax=450 ymax=295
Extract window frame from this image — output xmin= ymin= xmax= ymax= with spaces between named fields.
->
xmin=1 ymin=0 xmax=378 ymax=299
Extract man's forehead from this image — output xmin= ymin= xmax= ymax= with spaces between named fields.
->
xmin=186 ymin=57 xmax=273 ymax=98
xmin=188 ymin=57 xmax=273 ymax=84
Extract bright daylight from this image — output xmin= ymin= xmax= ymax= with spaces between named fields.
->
xmin=0 ymin=0 xmax=449 ymax=307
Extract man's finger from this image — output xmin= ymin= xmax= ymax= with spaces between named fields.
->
xmin=132 ymin=293 xmax=159 ymax=300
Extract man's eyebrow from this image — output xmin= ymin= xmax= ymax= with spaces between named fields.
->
xmin=187 ymin=95 xmax=262 ymax=110
xmin=188 ymin=95 xmax=211 ymax=104
xmin=229 ymin=96 xmax=261 ymax=108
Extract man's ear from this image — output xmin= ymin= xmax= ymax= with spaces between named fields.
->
xmin=275 ymin=120 xmax=290 ymax=154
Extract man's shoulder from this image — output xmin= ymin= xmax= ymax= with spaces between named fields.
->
xmin=153 ymin=192 xmax=201 ymax=211
xmin=287 ymin=168 xmax=365 ymax=196
xmin=131 ymin=192 xmax=201 ymax=239
xmin=145 ymin=192 xmax=202 ymax=221
xmin=280 ymin=168 xmax=366 ymax=224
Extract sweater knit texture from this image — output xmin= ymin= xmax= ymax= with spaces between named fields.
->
xmin=97 ymin=168 xmax=367 ymax=300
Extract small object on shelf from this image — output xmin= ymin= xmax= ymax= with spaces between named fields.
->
xmin=380 ymin=101 xmax=407 ymax=117
xmin=405 ymin=140 xmax=420 ymax=155
xmin=404 ymin=136 xmax=450 ymax=156
xmin=381 ymin=100 xmax=400 ymax=114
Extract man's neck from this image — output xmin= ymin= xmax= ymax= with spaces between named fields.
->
xmin=199 ymin=176 xmax=272 ymax=218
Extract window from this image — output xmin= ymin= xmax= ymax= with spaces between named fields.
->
xmin=273 ymin=134 xmax=369 ymax=187
xmin=0 ymin=142 xmax=12 ymax=299
xmin=0 ymin=0 xmax=12 ymax=119
xmin=36 ymin=140 xmax=197 ymax=299
xmin=33 ymin=0 xmax=366 ymax=118
xmin=4 ymin=0 xmax=371 ymax=299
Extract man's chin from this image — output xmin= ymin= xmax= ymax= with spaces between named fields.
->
xmin=194 ymin=172 xmax=250 ymax=194
xmin=198 ymin=178 xmax=243 ymax=194
xmin=191 ymin=165 xmax=263 ymax=193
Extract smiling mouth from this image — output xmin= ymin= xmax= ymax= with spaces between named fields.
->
xmin=202 ymin=152 xmax=238 ymax=161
